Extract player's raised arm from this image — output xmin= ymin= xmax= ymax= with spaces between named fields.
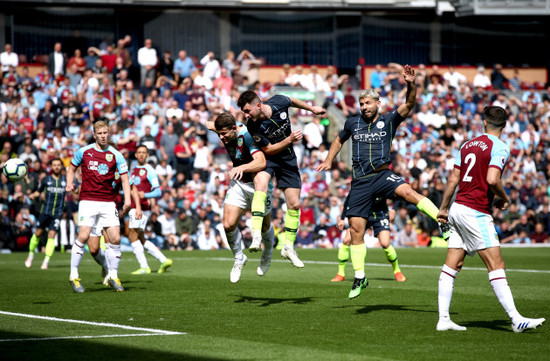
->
xmin=289 ymin=97 xmax=326 ymax=116
xmin=397 ymin=64 xmax=417 ymax=118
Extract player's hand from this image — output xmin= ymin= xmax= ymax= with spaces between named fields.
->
xmin=314 ymin=162 xmax=331 ymax=172
xmin=437 ymin=210 xmax=448 ymax=223
xmin=494 ymin=197 xmax=509 ymax=210
xmin=65 ymin=183 xmax=75 ymax=192
xmin=289 ymin=130 xmax=303 ymax=143
xmin=138 ymin=191 xmax=145 ymax=199
xmin=402 ymin=64 xmax=416 ymax=83
xmin=135 ymin=208 xmax=143 ymax=220
xmin=122 ymin=202 xmax=131 ymax=215
xmin=337 ymin=218 xmax=345 ymax=231
xmin=310 ymin=106 xmax=326 ymax=116
xmin=229 ymin=166 xmax=244 ymax=181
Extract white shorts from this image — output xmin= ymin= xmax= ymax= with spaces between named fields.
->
xmin=78 ymin=200 xmax=119 ymax=231
xmin=223 ymin=180 xmax=273 ymax=215
xmin=448 ymin=202 xmax=500 ymax=256
xmin=128 ymin=209 xmax=151 ymax=230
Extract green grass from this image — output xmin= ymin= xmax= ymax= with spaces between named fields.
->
xmin=0 ymin=247 xmax=548 ymax=361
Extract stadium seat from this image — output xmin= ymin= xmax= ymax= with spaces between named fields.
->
xmin=32 ymin=54 xmax=49 ymax=64
xmin=18 ymin=54 xmax=28 ymax=64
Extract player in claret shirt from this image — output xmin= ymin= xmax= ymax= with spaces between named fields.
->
xmin=437 ymin=106 xmax=545 ymax=333
xmin=66 ymin=120 xmax=131 ymax=293
xmin=128 ymin=145 xmax=173 ymax=275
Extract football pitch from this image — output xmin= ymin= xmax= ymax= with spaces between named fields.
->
xmin=1 ymin=247 xmax=548 ymax=361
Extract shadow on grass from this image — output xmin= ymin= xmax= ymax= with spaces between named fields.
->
xmin=0 ymin=331 xmax=230 ymax=361
xmin=335 ymin=303 xmax=438 ymax=315
xmin=462 ymin=319 xmax=511 ymax=332
xmin=234 ymin=295 xmax=313 ymax=307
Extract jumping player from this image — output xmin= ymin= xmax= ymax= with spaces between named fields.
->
xmin=237 ymin=90 xmax=325 ymax=268
xmin=316 ymin=65 xmax=449 ymax=299
xmin=209 ymin=112 xmax=275 ymax=283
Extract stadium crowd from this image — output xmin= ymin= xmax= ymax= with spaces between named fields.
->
xmin=1 ymin=36 xmax=550 ymax=252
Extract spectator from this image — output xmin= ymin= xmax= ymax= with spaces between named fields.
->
xmin=47 ymin=42 xmax=67 ymax=79
xmin=174 ymin=50 xmax=196 ymax=84
xmin=158 ymin=208 xmax=179 ymax=250
xmin=395 ymin=221 xmax=418 ymax=247
xmin=0 ymin=44 xmax=18 ymax=75
xmin=158 ymin=50 xmax=174 ymax=80
xmin=490 ymin=64 xmax=508 ymax=90
xmin=530 ymin=222 xmax=548 ymax=243
xmin=196 ymin=219 xmax=221 ymax=250
xmin=200 ymin=51 xmax=221 ymax=81
xmin=473 ymin=66 xmax=491 ymax=89
xmin=138 ymin=38 xmax=157 ymax=86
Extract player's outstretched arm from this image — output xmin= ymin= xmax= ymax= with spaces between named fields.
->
xmin=290 ymin=97 xmax=326 ymax=116
xmin=397 ymin=64 xmax=417 ymax=118
xmin=438 ymin=167 xmax=461 ymax=223
xmin=315 ymin=135 xmax=344 ymax=172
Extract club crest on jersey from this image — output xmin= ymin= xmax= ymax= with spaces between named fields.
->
xmin=376 ymin=121 xmax=384 ymax=129
xmin=237 ymin=138 xmax=243 ymax=147
xmin=139 ymin=169 xmax=146 ymax=176
xmin=97 ymin=163 xmax=109 ymax=175
xmin=115 ymin=171 xmax=120 ymax=180
xmin=280 ymin=112 xmax=287 ymax=120
xmin=106 ymin=154 xmax=113 ymax=162
xmin=253 ymin=135 xmax=261 ymax=143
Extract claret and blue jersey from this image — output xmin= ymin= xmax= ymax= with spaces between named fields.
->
xmin=71 ymin=144 xmax=128 ymax=203
xmin=222 ymin=123 xmax=262 ymax=183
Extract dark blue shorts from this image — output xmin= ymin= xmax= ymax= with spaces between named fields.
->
xmin=37 ymin=213 xmax=62 ymax=232
xmin=265 ymin=158 xmax=301 ymax=190
xmin=347 ymin=169 xmax=406 ymax=219
xmin=368 ymin=210 xmax=390 ymax=237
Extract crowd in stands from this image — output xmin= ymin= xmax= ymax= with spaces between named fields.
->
xmin=1 ymin=36 xmax=550 ymax=252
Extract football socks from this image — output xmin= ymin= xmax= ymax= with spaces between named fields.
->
xmin=489 ymin=269 xmax=521 ymax=321
xmin=283 ymin=208 xmax=300 ymax=246
xmin=70 ymin=240 xmax=85 ymax=280
xmin=337 ymin=244 xmax=350 ymax=277
xmin=144 ymin=240 xmax=167 ymax=263
xmin=350 ymin=243 xmax=366 ymax=278
xmin=417 ymin=197 xmax=440 ymax=222
xmin=438 ymin=264 xmax=458 ymax=319
xmin=131 ymin=240 xmax=150 ymax=269
xmin=384 ymin=245 xmax=401 ymax=274
xmin=251 ymin=191 xmax=267 ymax=234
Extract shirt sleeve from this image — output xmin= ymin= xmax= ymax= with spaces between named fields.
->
xmin=147 ymin=165 xmax=160 ymax=189
xmin=243 ymin=131 xmax=261 ymax=155
xmin=489 ymin=141 xmax=510 ymax=171
xmin=114 ymin=150 xmax=128 ymax=174
xmin=338 ymin=118 xmax=353 ymax=142
xmin=71 ymin=147 xmax=84 ymax=167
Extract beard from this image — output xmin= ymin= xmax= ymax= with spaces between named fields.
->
xmin=362 ymin=108 xmax=378 ymax=122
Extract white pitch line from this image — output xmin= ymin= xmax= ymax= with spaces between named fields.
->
xmin=0 ymin=310 xmax=186 ymax=338
xmin=0 ymin=333 xmax=174 ymax=343
xmin=183 ymin=256 xmax=550 ymax=274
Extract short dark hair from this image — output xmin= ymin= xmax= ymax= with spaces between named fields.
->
xmin=214 ymin=112 xmax=236 ymax=131
xmin=50 ymin=157 xmax=62 ymax=166
xmin=136 ymin=144 xmax=148 ymax=153
xmin=237 ymin=90 xmax=260 ymax=109
xmin=484 ymin=106 xmax=507 ymax=130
